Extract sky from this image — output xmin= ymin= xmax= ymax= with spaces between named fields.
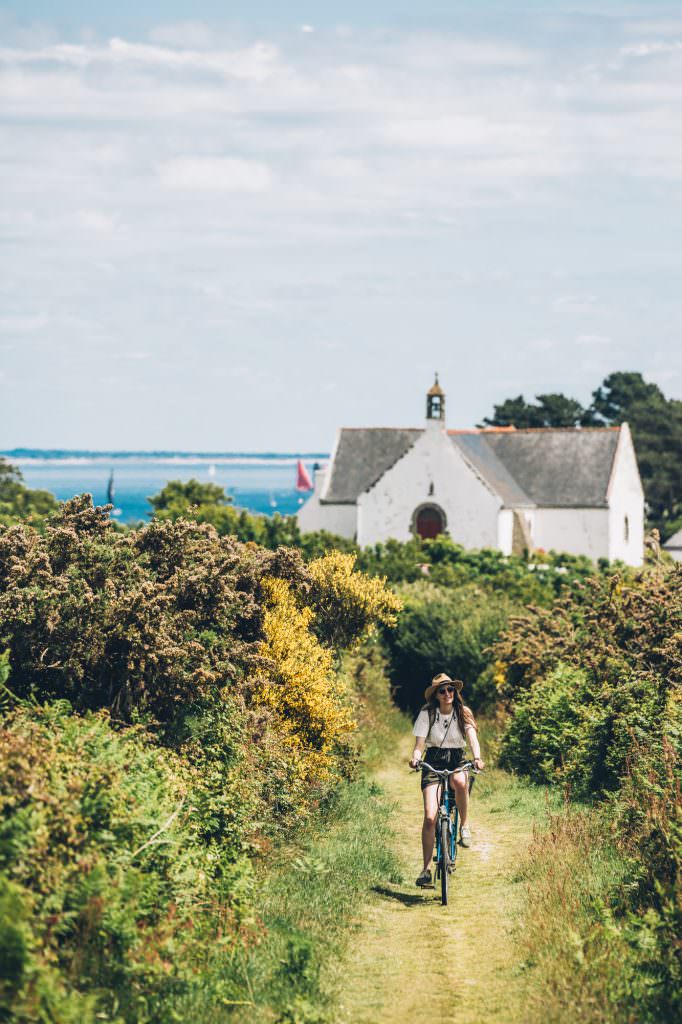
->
xmin=1 ymin=1 xmax=682 ymax=450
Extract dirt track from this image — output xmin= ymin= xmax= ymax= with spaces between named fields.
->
xmin=329 ymin=734 xmax=537 ymax=1024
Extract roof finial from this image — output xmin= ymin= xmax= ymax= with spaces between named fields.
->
xmin=427 ymin=373 xmax=444 ymax=398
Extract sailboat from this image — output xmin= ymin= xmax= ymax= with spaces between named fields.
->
xmin=296 ymin=460 xmax=313 ymax=492
xmin=106 ymin=471 xmax=122 ymax=517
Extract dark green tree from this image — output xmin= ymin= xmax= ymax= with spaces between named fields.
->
xmin=586 ymin=372 xmax=682 ymax=537
xmin=148 ymin=478 xmax=232 ymax=513
xmin=481 ymin=392 xmax=590 ymax=428
xmin=589 ymin=371 xmax=665 ymax=424
xmin=535 ymin=393 xmax=589 ymax=427
xmin=0 ymin=457 xmax=58 ymax=527
xmin=481 ymin=395 xmax=545 ymax=428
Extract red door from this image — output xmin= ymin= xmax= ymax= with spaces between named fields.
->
xmin=415 ymin=506 xmax=445 ymax=539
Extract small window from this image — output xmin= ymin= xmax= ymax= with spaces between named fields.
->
xmin=624 ymin=515 xmax=630 ymax=542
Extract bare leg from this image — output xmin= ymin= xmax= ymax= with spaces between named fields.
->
xmin=421 ymin=784 xmax=439 ymax=871
xmin=450 ymin=771 xmax=469 ymax=828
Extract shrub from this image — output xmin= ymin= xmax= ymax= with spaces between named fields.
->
xmin=496 ymin=565 xmax=682 ymax=796
xmin=307 ymin=550 xmax=401 ymax=650
xmin=0 ymin=458 xmax=58 ymax=530
xmin=0 ymin=498 xmax=272 ymax=723
xmin=0 ymin=497 xmax=403 ymax=1020
xmin=499 ymin=564 xmax=682 ymax=1022
xmin=0 ymin=703 xmax=253 ymax=1024
xmin=256 ymin=576 xmax=356 ymax=788
xmin=382 ymin=580 xmax=512 ymax=713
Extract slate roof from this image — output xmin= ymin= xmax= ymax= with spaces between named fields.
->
xmin=450 ymin=433 xmax=533 ymax=506
xmin=322 ymin=428 xmax=421 ymax=503
xmin=663 ymin=528 xmax=682 ymax=551
xmin=321 ymin=425 xmax=622 ymax=509
xmin=483 ymin=428 xmax=620 ymax=507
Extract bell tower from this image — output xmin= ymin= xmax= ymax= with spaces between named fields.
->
xmin=426 ymin=373 xmax=445 ymax=424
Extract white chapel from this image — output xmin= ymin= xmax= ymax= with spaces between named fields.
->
xmin=297 ymin=377 xmax=645 ymax=566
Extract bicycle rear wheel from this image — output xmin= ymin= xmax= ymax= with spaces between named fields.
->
xmin=439 ymin=819 xmax=450 ymax=906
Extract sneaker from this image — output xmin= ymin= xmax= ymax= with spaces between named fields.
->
xmin=460 ymin=825 xmax=472 ymax=848
xmin=415 ymin=868 xmax=432 ymax=887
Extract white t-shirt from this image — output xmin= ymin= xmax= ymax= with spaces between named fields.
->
xmin=412 ymin=708 xmax=466 ymax=749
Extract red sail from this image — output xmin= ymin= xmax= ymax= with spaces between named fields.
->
xmin=296 ymin=460 xmax=313 ymax=491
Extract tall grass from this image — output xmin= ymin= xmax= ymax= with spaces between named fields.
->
xmin=160 ymin=644 xmax=404 ymax=1023
xmin=519 ymin=809 xmax=641 ymax=1023
xmin=172 ymin=778 xmax=402 ymax=1023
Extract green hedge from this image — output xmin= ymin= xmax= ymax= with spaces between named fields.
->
xmin=497 ymin=565 xmax=682 ymax=1021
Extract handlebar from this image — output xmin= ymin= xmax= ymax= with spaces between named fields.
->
xmin=414 ymin=759 xmax=481 ymax=777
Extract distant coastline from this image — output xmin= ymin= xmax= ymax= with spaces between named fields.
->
xmin=3 ymin=449 xmax=328 ymax=464
xmin=3 ymin=450 xmax=328 ymax=524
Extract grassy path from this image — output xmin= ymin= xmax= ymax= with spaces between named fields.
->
xmin=328 ymin=733 xmax=547 ymax=1024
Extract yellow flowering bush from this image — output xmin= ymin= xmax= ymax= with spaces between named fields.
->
xmin=307 ymin=550 xmax=402 ymax=650
xmin=258 ymin=577 xmax=356 ymax=784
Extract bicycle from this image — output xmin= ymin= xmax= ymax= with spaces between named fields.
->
xmin=415 ymin=759 xmax=480 ymax=906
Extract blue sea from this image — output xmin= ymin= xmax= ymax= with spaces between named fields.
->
xmin=3 ymin=450 xmax=327 ymax=524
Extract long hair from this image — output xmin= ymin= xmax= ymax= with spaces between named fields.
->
xmin=421 ymin=690 xmax=477 ymax=734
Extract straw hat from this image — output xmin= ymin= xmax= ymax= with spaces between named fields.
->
xmin=424 ymin=672 xmax=464 ymax=702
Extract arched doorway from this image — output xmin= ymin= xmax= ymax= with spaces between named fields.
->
xmin=413 ymin=504 xmax=446 ymax=540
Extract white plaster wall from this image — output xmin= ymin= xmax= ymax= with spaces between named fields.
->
xmin=533 ymin=508 xmax=610 ymax=561
xmin=525 ymin=510 xmax=537 ymax=544
xmin=297 ymin=468 xmax=358 ymax=538
xmin=497 ymin=509 xmax=514 ymax=555
xmin=607 ymin=424 xmax=645 ymax=567
xmin=356 ymin=427 xmax=501 ymax=547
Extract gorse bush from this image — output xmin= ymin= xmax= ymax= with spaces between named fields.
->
xmin=497 ymin=566 xmax=682 ymax=796
xmin=0 ymin=496 xmax=267 ymax=722
xmin=0 ymin=703 xmax=252 ymax=1024
xmin=257 ymin=576 xmax=356 ymax=785
xmin=498 ymin=564 xmax=682 ymax=1022
xmin=307 ymin=550 xmax=401 ymax=651
xmin=0 ymin=496 xmax=399 ymax=1021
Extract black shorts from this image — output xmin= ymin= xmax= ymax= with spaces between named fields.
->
xmin=420 ymin=746 xmax=465 ymax=790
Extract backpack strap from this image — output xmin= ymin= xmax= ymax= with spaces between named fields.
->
xmin=426 ymin=704 xmax=454 ymax=749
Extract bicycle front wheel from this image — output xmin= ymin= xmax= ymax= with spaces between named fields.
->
xmin=439 ymin=819 xmax=450 ymax=906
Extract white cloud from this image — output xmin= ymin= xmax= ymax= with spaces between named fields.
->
xmin=75 ymin=209 xmax=120 ymax=232
xmin=623 ymin=19 xmax=682 ymax=37
xmin=0 ymin=37 xmax=283 ymax=83
xmin=529 ymin=338 xmax=559 ymax=352
xmin=576 ymin=334 xmax=612 ymax=347
xmin=312 ymin=156 xmax=366 ymax=180
xmin=158 ymin=157 xmax=274 ymax=192
xmin=0 ymin=314 xmax=49 ymax=333
xmin=554 ymin=296 xmax=607 ymax=315
xmin=113 ymin=351 xmax=150 ymax=361
xmin=148 ymin=22 xmax=216 ymax=50
xmin=619 ymin=40 xmax=682 ymax=59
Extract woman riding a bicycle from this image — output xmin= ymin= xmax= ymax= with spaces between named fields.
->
xmin=409 ymin=672 xmax=484 ymax=888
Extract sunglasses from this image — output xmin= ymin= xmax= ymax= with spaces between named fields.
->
xmin=437 ymin=686 xmax=456 ymax=695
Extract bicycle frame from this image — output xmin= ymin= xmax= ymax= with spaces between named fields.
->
xmin=435 ymin=779 xmax=457 ymax=870
xmin=417 ymin=759 xmax=479 ymax=905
